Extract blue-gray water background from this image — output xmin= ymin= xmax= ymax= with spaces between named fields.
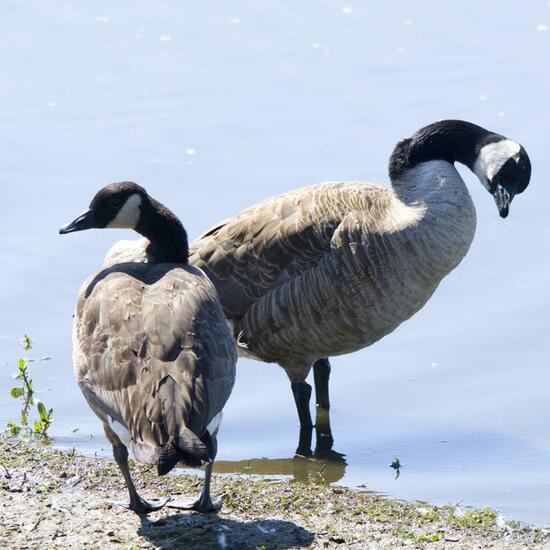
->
xmin=1 ymin=0 xmax=549 ymax=525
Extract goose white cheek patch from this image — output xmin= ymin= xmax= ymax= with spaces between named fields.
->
xmin=473 ymin=139 xmax=521 ymax=190
xmin=107 ymin=193 xmax=142 ymax=228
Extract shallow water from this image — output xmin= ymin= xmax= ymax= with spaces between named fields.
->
xmin=1 ymin=0 xmax=549 ymax=525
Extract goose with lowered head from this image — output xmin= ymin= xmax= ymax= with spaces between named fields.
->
xmin=189 ymin=120 xmax=531 ymax=456
xmin=60 ymin=182 xmax=237 ymax=514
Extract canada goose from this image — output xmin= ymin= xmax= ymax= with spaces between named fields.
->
xmin=189 ymin=120 xmax=531 ymax=456
xmin=59 ymin=182 xmax=237 ymax=514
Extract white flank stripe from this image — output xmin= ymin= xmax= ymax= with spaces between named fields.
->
xmin=207 ymin=411 xmax=223 ymax=435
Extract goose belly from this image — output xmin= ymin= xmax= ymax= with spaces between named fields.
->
xmin=241 ymin=216 xmax=476 ymax=364
xmin=247 ymin=267 xmax=442 ymax=362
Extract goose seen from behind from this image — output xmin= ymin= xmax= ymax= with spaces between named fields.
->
xmin=60 ymin=182 xmax=237 ymax=514
xmin=189 ymin=120 xmax=531 ymax=456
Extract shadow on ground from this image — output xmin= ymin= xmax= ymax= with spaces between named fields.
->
xmin=138 ymin=513 xmax=313 ymax=550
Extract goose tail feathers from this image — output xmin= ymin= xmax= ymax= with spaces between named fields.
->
xmin=157 ymin=429 xmax=210 ymax=475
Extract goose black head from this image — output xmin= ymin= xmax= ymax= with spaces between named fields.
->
xmin=389 ymin=120 xmax=532 ymax=218
xmin=473 ymin=138 xmax=531 ymax=218
xmin=59 ymin=182 xmax=147 ymax=234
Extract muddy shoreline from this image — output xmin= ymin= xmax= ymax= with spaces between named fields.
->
xmin=1 ymin=438 xmax=548 ymax=549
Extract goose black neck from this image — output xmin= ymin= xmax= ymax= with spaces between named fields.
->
xmin=135 ymin=197 xmax=189 ymax=264
xmin=389 ymin=120 xmax=502 ymax=182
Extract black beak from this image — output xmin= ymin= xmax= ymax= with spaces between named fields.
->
xmin=59 ymin=209 xmax=96 ymax=234
xmin=493 ymin=185 xmax=513 ymax=219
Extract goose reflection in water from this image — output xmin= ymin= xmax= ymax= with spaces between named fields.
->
xmin=214 ymin=449 xmax=347 ymax=485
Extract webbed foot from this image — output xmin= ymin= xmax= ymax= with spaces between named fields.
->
xmin=314 ymin=428 xmax=334 ymax=453
xmin=113 ymin=495 xmax=171 ymax=515
xmin=167 ymin=495 xmax=222 ymax=513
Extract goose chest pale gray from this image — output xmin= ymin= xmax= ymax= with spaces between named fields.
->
xmin=60 ymin=182 xmax=237 ymax=514
xmin=189 ymin=120 xmax=531 ymax=456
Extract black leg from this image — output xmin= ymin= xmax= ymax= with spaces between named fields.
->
xmin=111 ymin=442 xmax=169 ymax=514
xmin=193 ymin=461 xmax=222 ymax=513
xmin=291 ymin=381 xmax=313 ymax=456
xmin=167 ymin=435 xmax=222 ymax=513
xmin=313 ymin=358 xmax=331 ymax=409
xmin=313 ymin=358 xmax=334 ymax=453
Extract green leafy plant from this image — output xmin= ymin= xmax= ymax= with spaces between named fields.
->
xmin=21 ymin=334 xmax=32 ymax=351
xmin=34 ymin=401 xmax=54 ymax=437
xmin=6 ymin=335 xmax=53 ymax=441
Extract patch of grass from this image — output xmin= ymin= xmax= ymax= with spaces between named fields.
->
xmin=396 ymin=527 xmax=441 ymax=543
xmin=417 ymin=505 xmax=442 ymax=523
xmin=417 ymin=532 xmax=440 ymax=543
xmin=450 ymin=508 xmax=497 ymax=530
xmin=395 ymin=527 xmax=416 ymax=541
xmin=359 ymin=497 xmax=422 ymax=523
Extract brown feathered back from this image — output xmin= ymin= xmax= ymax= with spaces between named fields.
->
xmin=73 ymin=262 xmax=237 ymax=467
xmin=190 ymin=172 xmax=476 ymax=382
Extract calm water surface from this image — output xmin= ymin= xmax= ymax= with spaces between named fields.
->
xmin=1 ymin=0 xmax=549 ymax=525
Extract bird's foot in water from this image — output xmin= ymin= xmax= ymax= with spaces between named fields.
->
xmin=167 ymin=495 xmax=223 ymax=514
xmin=294 ymin=446 xmax=313 ymax=458
xmin=314 ymin=430 xmax=334 ymax=454
xmin=313 ymin=447 xmax=347 ymax=463
xmin=113 ymin=495 xmax=171 ymax=515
